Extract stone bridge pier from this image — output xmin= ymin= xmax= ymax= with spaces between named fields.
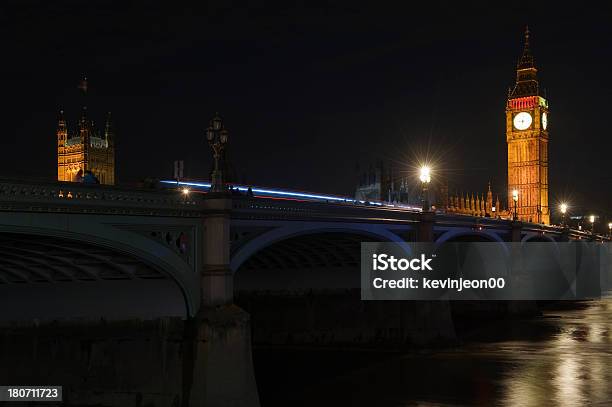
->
xmin=186 ymin=194 xmax=259 ymax=407
xmin=0 ymin=182 xmax=259 ymax=407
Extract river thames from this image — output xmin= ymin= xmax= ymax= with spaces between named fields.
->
xmin=255 ymin=296 xmax=612 ymax=406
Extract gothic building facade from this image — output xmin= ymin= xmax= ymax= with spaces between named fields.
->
xmin=446 ymin=183 xmax=509 ymax=218
xmin=57 ymin=78 xmax=115 ymax=185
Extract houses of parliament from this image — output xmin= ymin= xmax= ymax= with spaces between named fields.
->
xmin=356 ymin=27 xmax=550 ymax=225
xmin=56 ymin=78 xmax=115 ymax=185
xmin=58 ymin=29 xmax=550 ymax=225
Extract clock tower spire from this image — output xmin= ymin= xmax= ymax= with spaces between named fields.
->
xmin=506 ymin=27 xmax=549 ymax=224
xmin=510 ymin=26 xmax=539 ymax=98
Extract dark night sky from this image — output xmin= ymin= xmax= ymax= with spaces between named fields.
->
xmin=0 ymin=1 xmax=610 ymax=219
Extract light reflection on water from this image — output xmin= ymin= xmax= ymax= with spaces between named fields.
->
xmin=502 ymin=298 xmax=612 ymax=407
xmin=256 ymin=296 xmax=612 ymax=406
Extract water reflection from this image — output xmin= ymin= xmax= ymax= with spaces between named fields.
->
xmin=480 ymin=297 xmax=612 ymax=407
xmin=255 ymin=296 xmax=612 ymax=406
xmin=502 ymin=297 xmax=612 ymax=407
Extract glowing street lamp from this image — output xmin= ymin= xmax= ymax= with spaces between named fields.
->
xmin=512 ymin=189 xmax=519 ymax=221
xmin=206 ymin=112 xmax=229 ymax=193
xmin=182 ymin=187 xmax=190 ymax=196
xmin=608 ymin=222 xmax=612 ymax=237
xmin=419 ymin=166 xmax=431 ymax=184
xmin=560 ymin=203 xmax=568 ymax=227
xmin=419 ymin=166 xmax=431 ymax=212
xmin=589 ymin=215 xmax=596 ymax=234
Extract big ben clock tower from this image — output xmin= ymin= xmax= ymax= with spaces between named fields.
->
xmin=506 ymin=27 xmax=549 ymax=224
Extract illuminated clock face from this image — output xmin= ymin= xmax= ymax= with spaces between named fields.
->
xmin=513 ymin=112 xmax=532 ymax=130
xmin=542 ymin=112 xmax=548 ymax=130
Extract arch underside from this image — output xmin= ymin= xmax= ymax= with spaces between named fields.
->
xmin=239 ymin=232 xmax=368 ymax=271
xmin=0 ymin=232 xmax=187 ymax=321
xmin=237 ymin=227 xmax=539 ymax=279
xmin=235 ymin=232 xmax=383 ymax=291
xmin=0 ymin=233 xmax=167 ymax=283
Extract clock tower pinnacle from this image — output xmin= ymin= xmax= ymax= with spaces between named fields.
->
xmin=506 ymin=27 xmax=549 ymax=224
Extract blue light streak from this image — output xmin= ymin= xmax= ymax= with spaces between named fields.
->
xmin=159 ymin=180 xmax=421 ymax=211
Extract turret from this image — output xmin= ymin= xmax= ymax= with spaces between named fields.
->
xmin=469 ymin=194 xmax=475 ymax=215
xmin=77 ymin=75 xmax=91 ymax=145
xmin=79 ymin=107 xmax=89 ymax=171
xmin=57 ymin=109 xmax=67 ymax=146
xmin=480 ymin=193 xmax=485 ymax=216
xmin=495 ymin=195 xmax=501 ymax=218
xmin=486 ymin=182 xmax=493 ymax=215
xmin=104 ymin=111 xmax=114 ymax=146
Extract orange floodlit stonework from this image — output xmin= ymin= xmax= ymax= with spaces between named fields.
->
xmin=506 ymin=27 xmax=549 ymax=224
xmin=57 ymin=78 xmax=115 ymax=185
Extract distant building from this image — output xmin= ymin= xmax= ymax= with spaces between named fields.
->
xmin=355 ymin=161 xmax=414 ymax=204
xmin=57 ymin=78 xmax=115 ymax=185
xmin=356 ymin=167 xmax=510 ymax=218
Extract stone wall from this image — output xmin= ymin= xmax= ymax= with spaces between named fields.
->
xmin=0 ymin=306 xmax=259 ymax=407
xmin=237 ymin=290 xmax=456 ymax=347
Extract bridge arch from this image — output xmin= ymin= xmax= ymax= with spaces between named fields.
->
xmin=520 ymin=232 xmax=562 ymax=270
xmin=230 ymin=222 xmax=407 ymax=273
xmin=433 ymin=228 xmax=511 ymax=300
xmin=0 ymin=219 xmax=198 ymax=320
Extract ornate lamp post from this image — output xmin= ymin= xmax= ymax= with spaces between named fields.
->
xmin=206 ymin=112 xmax=229 ymax=193
xmin=560 ymin=203 xmax=568 ymax=227
xmin=419 ymin=166 xmax=431 ymax=212
xmin=512 ymin=189 xmax=519 ymax=221
xmin=589 ymin=215 xmax=596 ymax=235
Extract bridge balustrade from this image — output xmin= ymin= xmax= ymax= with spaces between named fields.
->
xmin=0 ymin=179 xmax=202 ymax=216
xmin=231 ymin=196 xmax=423 ymax=223
xmin=1 ymin=179 xmax=607 ymax=241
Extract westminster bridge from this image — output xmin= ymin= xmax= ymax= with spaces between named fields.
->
xmin=0 ymin=178 xmax=608 ymax=407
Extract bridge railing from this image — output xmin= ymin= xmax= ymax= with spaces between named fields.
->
xmin=232 ymin=197 xmax=612 ymax=241
xmin=1 ymin=179 xmax=607 ymax=241
xmin=231 ymin=195 xmax=423 ymax=223
xmin=0 ymin=179 xmax=203 ymax=216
